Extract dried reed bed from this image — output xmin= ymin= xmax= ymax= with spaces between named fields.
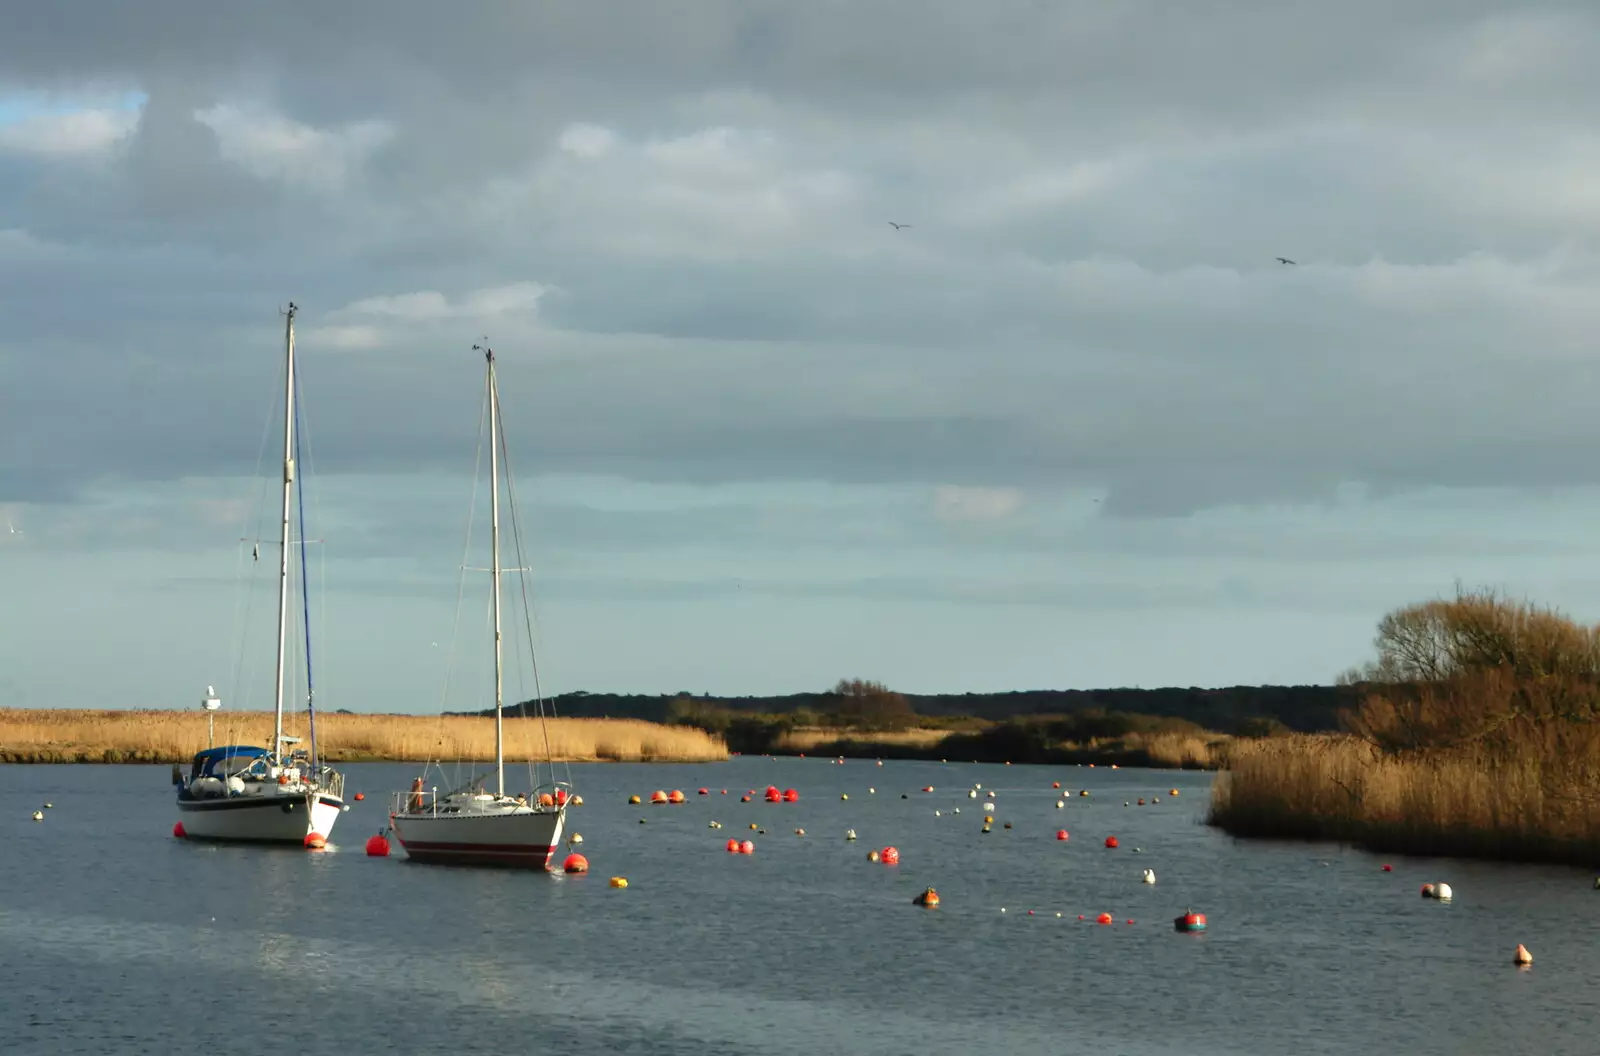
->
xmin=0 ymin=708 xmax=728 ymax=764
xmin=774 ymin=727 xmax=954 ymax=753
xmin=1208 ymin=734 xmax=1600 ymax=864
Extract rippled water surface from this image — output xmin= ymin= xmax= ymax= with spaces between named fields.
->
xmin=2 ymin=760 xmax=1596 ymax=1055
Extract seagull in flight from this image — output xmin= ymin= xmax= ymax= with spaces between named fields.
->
xmin=888 ymin=221 xmax=911 ymax=230
xmin=1276 ymin=257 xmax=1297 ymax=265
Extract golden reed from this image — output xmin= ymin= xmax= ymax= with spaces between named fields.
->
xmin=0 ymin=708 xmax=729 ymax=764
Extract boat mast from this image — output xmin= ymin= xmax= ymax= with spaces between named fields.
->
xmin=272 ymin=303 xmax=298 ymax=763
xmin=487 ymin=345 xmax=505 ymax=796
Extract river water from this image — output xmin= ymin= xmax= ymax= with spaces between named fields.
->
xmin=1 ymin=759 xmax=1594 ymax=1055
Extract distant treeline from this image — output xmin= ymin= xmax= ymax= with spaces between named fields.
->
xmin=469 ymin=683 xmax=1356 ymax=736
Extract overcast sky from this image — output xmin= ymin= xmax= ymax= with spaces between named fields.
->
xmin=4 ymin=2 xmax=1600 ymax=713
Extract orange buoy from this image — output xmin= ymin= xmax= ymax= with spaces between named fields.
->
xmin=365 ymin=832 xmax=391 ymax=857
xmin=650 ymin=790 xmax=668 ymax=804
xmin=913 ymin=886 xmax=940 ymax=908
xmin=304 ymin=832 xmax=327 ymax=850
xmin=562 ymin=853 xmax=589 ymax=873
xmin=738 ymin=839 xmax=755 ymax=854
xmin=1105 ymin=836 xmax=1119 ymax=849
xmin=726 ymin=838 xmax=740 ymax=852
xmin=1513 ymin=943 xmax=1533 ymax=966
xmin=1420 ymin=883 xmax=1435 ymax=898
xmin=867 ymin=849 xmax=881 ymax=861
xmin=538 ymin=793 xmax=556 ymax=807
xmin=783 ymin=788 xmax=799 ymax=802
xmin=1169 ymin=789 xmax=1180 ymax=797
xmin=740 ymin=795 xmax=751 ymax=802
xmin=1056 ymin=830 xmax=1069 ymax=841
xmin=1096 ymin=912 xmax=1113 ymax=925
xmin=881 ymin=846 xmax=900 ymax=865
xmin=668 ymin=790 xmax=685 ymax=804
xmin=628 ymin=794 xmax=641 ymax=804
xmin=353 ymin=792 xmax=365 ymax=801
xmin=278 ymin=773 xmax=290 ymax=785
xmin=172 ymin=822 xmax=186 ymax=839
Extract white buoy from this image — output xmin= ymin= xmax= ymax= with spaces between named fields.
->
xmin=31 ymin=810 xmax=44 ymax=821
xmin=968 ymin=789 xmax=977 ymax=799
xmin=974 ymin=783 xmax=982 ymax=790
xmin=569 ymin=833 xmax=584 ymax=845
xmin=983 ymin=802 xmax=995 ymax=813
xmin=845 ymin=829 xmax=857 ymax=841
xmin=1055 ymin=800 xmax=1064 ymax=809
xmin=868 ymin=788 xmax=876 ymax=794
xmin=953 ymin=807 xmax=961 ymax=813
xmin=934 ymin=810 xmax=941 ymax=817
xmin=986 ymin=790 xmax=996 ymax=799
xmin=1513 ymin=943 xmax=1533 ymax=966
xmin=1436 ymin=882 xmax=1453 ymax=902
xmin=1142 ymin=868 xmax=1156 ymax=884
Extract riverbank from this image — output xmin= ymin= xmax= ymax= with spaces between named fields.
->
xmin=0 ymin=708 xmax=729 ymax=764
xmin=1208 ymin=734 xmax=1600 ymax=866
xmin=768 ymin=723 xmax=1231 ymax=769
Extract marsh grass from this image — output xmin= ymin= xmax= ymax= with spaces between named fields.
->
xmin=0 ymin=708 xmax=728 ymax=764
xmin=1209 ymin=734 xmax=1600 ymax=864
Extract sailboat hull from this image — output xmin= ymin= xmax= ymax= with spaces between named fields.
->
xmin=390 ymin=807 xmax=567 ymax=868
xmin=178 ymin=791 xmax=344 ymax=844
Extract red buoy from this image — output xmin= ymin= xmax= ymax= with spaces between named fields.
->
xmin=881 ymin=846 xmax=901 ymax=865
xmin=726 ymin=838 xmax=740 ymax=853
xmin=667 ymin=790 xmax=685 ymax=804
xmin=1052 ymin=781 xmax=1060 ymax=789
xmin=764 ymin=786 xmax=781 ymax=802
xmin=555 ymin=789 xmax=569 ymax=806
xmin=353 ymin=792 xmax=365 ymax=801
xmin=783 ymin=788 xmax=799 ymax=802
xmin=1096 ymin=912 xmax=1113 ymax=925
xmin=172 ymin=822 xmax=186 ymax=839
xmin=1175 ymin=911 xmax=1208 ymax=932
xmin=365 ymin=832 xmax=391 ymax=857
xmin=1382 ymin=864 xmax=1393 ymax=872
xmin=698 ymin=788 xmax=710 ymax=795
xmin=304 ymin=832 xmax=327 ymax=851
xmin=1056 ymin=830 xmax=1069 ymax=841
xmin=1105 ymin=836 xmax=1119 ymax=849
xmin=562 ymin=853 xmax=589 ymax=873
xmin=738 ymin=839 xmax=755 ymax=854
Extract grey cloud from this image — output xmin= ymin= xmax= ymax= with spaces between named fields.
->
xmin=4 ymin=3 xmax=1600 ymax=518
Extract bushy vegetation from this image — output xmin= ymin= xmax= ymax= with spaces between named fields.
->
xmin=1210 ymin=587 xmax=1600 ymax=864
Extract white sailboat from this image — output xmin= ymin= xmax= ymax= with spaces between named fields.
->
xmin=173 ymin=303 xmax=347 ymax=845
xmin=388 ymin=344 xmax=572 ymax=868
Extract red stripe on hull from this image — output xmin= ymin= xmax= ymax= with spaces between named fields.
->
xmin=397 ymin=839 xmax=557 ymax=869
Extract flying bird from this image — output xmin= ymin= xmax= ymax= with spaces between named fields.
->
xmin=1276 ymin=257 xmax=1297 ymax=265
xmin=888 ymin=221 xmax=911 ymax=230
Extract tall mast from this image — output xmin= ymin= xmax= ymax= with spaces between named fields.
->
xmin=487 ymin=346 xmax=505 ymax=796
xmin=273 ymin=303 xmax=298 ymax=763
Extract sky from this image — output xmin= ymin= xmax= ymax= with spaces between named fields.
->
xmin=5 ymin=2 xmax=1600 ymax=713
